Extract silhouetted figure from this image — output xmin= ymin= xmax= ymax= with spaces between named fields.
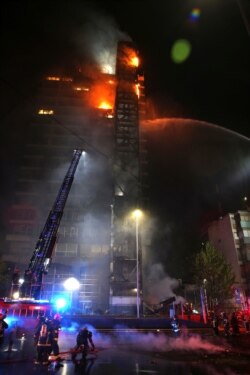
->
xmin=212 ymin=315 xmax=219 ymax=336
xmin=71 ymin=327 xmax=95 ymax=362
xmin=231 ymin=312 xmax=240 ymax=336
xmin=0 ymin=313 xmax=9 ymax=349
xmin=47 ymin=313 xmax=64 ymax=368
xmin=50 ymin=313 xmax=61 ymax=358
xmin=223 ymin=312 xmax=230 ymax=336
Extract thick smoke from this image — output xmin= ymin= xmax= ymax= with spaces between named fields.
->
xmin=59 ymin=325 xmax=223 ymax=354
xmin=74 ymin=5 xmax=131 ymax=73
xmin=144 ymin=263 xmax=185 ymax=306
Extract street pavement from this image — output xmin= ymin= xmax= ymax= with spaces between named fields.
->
xmin=0 ymin=326 xmax=250 ymax=374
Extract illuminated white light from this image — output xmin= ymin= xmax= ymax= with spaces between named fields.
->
xmin=63 ymin=277 xmax=80 ymax=291
xmin=19 ymin=278 xmax=24 ymax=284
xmin=117 ymin=191 xmax=124 ymax=196
xmin=13 ymin=292 xmax=19 ymax=299
xmin=133 ymin=209 xmax=142 ymax=220
xmin=55 ymin=297 xmax=67 ymax=309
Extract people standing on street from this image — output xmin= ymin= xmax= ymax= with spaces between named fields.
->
xmin=0 ymin=313 xmax=8 ymax=349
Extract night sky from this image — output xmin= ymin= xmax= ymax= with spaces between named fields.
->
xmin=102 ymin=0 xmax=250 ymax=137
xmin=1 ymin=0 xmax=250 ymax=280
xmin=2 ymin=0 xmax=250 ymax=136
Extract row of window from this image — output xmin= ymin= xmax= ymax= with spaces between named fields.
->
xmin=55 ymin=243 xmax=109 ymax=256
xmin=240 ymin=215 xmax=250 ymax=222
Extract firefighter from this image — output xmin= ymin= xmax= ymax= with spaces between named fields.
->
xmin=170 ymin=316 xmax=180 ymax=335
xmin=71 ymin=327 xmax=95 ymax=362
xmin=49 ymin=313 xmax=63 ymax=366
xmin=0 ymin=313 xmax=8 ymax=349
xmin=34 ymin=317 xmax=53 ymax=365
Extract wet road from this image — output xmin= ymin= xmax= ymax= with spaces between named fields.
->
xmin=0 ymin=328 xmax=250 ymax=374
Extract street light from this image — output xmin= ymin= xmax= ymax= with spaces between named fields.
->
xmin=132 ymin=209 xmax=142 ymax=318
xmin=63 ymin=277 xmax=80 ymax=309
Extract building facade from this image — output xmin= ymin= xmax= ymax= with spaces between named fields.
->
xmin=208 ymin=210 xmax=250 ymax=309
xmin=3 ymin=42 xmax=146 ymax=315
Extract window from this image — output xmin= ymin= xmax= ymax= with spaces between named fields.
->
xmin=243 ymin=229 xmax=250 ymax=237
xmin=59 ymin=226 xmax=78 ymax=238
xmin=38 ymin=109 xmax=54 ymax=115
xmin=55 ymin=243 xmax=78 ymax=256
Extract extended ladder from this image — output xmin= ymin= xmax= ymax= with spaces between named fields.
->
xmin=20 ymin=149 xmax=83 ymax=299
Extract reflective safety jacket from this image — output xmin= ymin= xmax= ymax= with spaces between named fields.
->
xmin=35 ymin=323 xmax=53 ymax=347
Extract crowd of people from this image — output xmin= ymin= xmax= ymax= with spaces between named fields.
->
xmin=1 ymin=306 xmax=249 ymax=367
xmin=0 ymin=308 xmax=96 ymax=367
xmin=211 ymin=311 xmax=250 ymax=336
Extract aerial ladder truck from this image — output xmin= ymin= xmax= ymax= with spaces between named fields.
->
xmin=20 ymin=149 xmax=83 ymax=300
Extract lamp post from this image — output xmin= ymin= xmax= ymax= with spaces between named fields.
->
xmin=133 ymin=209 xmax=142 ymax=318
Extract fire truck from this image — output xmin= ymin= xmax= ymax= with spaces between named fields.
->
xmin=0 ymin=149 xmax=83 ymax=316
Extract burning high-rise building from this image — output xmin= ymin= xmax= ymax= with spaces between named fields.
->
xmin=3 ymin=41 xmax=147 ymax=315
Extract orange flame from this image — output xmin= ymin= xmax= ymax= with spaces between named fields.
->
xmin=135 ymin=83 xmax=140 ymax=98
xmin=87 ymin=80 xmax=115 ymax=110
xmin=98 ymin=101 xmax=113 ymax=110
xmin=131 ymin=56 xmax=139 ymax=67
xmin=121 ymin=46 xmax=140 ymax=68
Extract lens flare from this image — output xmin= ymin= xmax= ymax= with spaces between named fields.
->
xmin=189 ymin=8 xmax=201 ymax=22
xmin=171 ymin=39 xmax=192 ymax=64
